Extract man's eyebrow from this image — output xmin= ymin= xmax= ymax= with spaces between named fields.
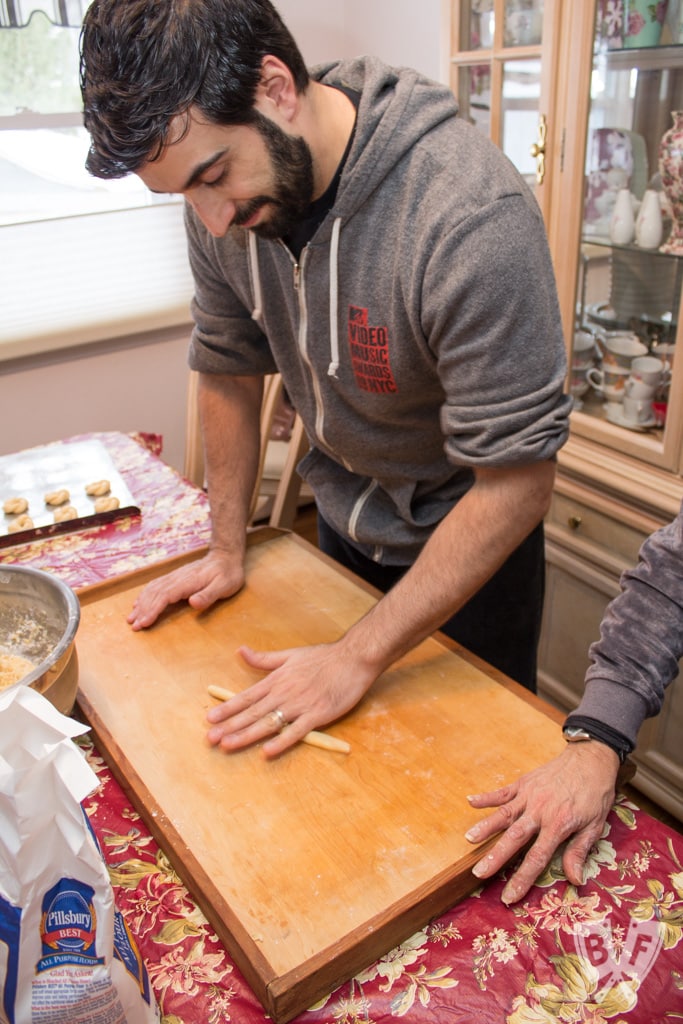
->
xmin=148 ymin=148 xmax=229 ymax=195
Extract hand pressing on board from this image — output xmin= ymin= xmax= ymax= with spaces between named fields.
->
xmin=463 ymin=740 xmax=620 ymax=904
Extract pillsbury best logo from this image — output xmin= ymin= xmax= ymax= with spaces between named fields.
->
xmin=38 ymin=878 xmax=104 ymax=971
xmin=574 ymin=913 xmax=662 ymax=996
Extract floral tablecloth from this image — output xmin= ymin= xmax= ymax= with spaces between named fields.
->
xmin=3 ymin=433 xmax=683 ymax=1022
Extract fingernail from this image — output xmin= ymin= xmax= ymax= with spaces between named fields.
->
xmin=471 ymin=863 xmax=484 ymax=878
xmin=465 ymin=828 xmax=478 ymax=842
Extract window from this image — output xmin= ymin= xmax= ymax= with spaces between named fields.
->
xmin=0 ymin=2 xmax=193 ymax=359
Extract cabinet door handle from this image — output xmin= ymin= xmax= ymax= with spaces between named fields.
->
xmin=568 ymin=515 xmax=582 ymax=530
xmin=530 ymin=114 xmax=547 ymax=185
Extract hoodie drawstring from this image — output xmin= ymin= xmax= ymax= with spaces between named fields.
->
xmin=248 ymin=218 xmax=343 ymax=379
xmin=248 ymin=231 xmax=263 ymax=322
xmin=327 ymin=216 xmax=342 ymax=379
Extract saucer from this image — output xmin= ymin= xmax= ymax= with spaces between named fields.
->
xmin=605 ymin=403 xmax=656 ymax=431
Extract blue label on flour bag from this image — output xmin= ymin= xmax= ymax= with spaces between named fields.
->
xmin=113 ymin=909 xmax=154 ymax=1005
xmin=38 ymin=878 xmax=104 ymax=971
xmin=0 ymin=895 xmax=21 ymax=1024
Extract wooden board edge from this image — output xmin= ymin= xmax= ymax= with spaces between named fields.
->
xmin=74 ymin=526 xmax=289 ymax=601
xmin=264 ymin=855 xmax=494 ymax=1023
xmin=76 ymin=686 xmax=279 ymax=1012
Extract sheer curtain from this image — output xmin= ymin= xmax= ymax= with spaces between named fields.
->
xmin=0 ymin=1 xmax=194 ymax=359
xmin=0 ymin=1 xmax=87 ymax=28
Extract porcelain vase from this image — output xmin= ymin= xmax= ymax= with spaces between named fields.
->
xmin=635 ymin=188 xmax=663 ymax=248
xmin=658 ymin=111 xmax=683 ymax=255
xmin=610 ymin=187 xmax=635 ymax=244
xmin=623 ymin=0 xmax=669 ymax=47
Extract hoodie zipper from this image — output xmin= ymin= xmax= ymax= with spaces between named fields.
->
xmin=290 ymin=242 xmax=382 ymax=560
xmin=291 ymin=246 xmax=330 ymax=453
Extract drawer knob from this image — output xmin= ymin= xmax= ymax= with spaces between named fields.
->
xmin=568 ymin=515 xmax=582 ymax=530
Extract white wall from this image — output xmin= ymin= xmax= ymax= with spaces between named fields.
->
xmin=279 ymin=0 xmax=446 ymax=80
xmin=0 ymin=328 xmax=191 ymax=473
xmin=1 ymin=2 xmax=446 ymax=474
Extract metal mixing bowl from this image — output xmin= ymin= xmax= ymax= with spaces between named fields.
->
xmin=0 ymin=564 xmax=80 ymax=714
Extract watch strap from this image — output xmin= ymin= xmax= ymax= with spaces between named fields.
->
xmin=563 ymin=715 xmax=633 ymax=765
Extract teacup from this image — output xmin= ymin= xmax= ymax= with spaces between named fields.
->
xmin=652 ymin=342 xmax=675 ymax=371
xmin=630 ymin=355 xmax=668 ymax=389
xmin=623 ymin=395 xmax=654 ymax=425
xmin=587 ymin=364 xmax=631 ymax=401
xmin=598 ymin=332 xmax=648 ymax=370
xmin=625 ymin=376 xmax=656 ymax=400
xmin=572 ymin=330 xmax=598 ymax=370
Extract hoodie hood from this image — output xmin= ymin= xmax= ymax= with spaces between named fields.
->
xmin=313 ymin=57 xmax=459 ymax=225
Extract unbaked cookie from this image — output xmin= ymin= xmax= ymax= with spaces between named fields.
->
xmin=7 ymin=514 xmax=33 ymax=533
xmin=53 ymin=505 xmax=79 ymax=523
xmin=94 ymin=495 xmax=119 ymax=513
xmin=44 ymin=488 xmax=70 ymax=506
xmin=85 ymin=479 xmax=110 ymax=496
xmin=3 ymin=497 xmax=28 ymax=515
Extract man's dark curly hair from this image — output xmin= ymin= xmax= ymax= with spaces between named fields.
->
xmin=80 ymin=0 xmax=310 ymax=179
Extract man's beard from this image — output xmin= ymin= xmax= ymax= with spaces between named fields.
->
xmin=233 ymin=112 xmax=314 ymax=240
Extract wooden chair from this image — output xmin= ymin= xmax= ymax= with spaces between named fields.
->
xmin=183 ymin=371 xmax=309 ymax=530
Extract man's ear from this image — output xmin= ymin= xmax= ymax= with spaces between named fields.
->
xmin=254 ymin=55 xmax=299 ymax=123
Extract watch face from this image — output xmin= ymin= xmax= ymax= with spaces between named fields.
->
xmin=563 ymin=727 xmax=592 ymax=743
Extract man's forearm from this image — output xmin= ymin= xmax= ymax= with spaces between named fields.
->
xmin=198 ymin=372 xmax=264 ymax=556
xmin=339 ymin=460 xmax=556 ymax=677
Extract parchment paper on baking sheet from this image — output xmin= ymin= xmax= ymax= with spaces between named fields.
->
xmin=0 ymin=439 xmax=140 ymax=547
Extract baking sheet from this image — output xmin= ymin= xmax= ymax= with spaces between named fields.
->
xmin=0 ymin=440 xmax=140 ymax=547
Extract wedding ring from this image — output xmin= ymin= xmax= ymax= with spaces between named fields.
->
xmin=267 ymin=708 xmax=288 ymax=732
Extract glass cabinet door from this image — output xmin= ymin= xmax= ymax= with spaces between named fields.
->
xmin=449 ymin=1 xmax=558 ymax=216
xmin=570 ymin=4 xmax=683 ymax=469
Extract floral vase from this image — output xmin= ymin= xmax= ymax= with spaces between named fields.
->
xmin=623 ymin=0 xmax=669 ymax=47
xmin=658 ymin=111 xmax=683 ymax=255
xmin=597 ymin=0 xmax=623 ymax=48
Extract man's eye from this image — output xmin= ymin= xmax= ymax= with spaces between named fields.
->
xmin=203 ymin=170 xmax=228 ymax=188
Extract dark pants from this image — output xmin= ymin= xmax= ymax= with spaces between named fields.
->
xmin=317 ymin=515 xmax=545 ymax=692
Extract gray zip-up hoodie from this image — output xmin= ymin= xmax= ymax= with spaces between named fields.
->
xmin=187 ymin=57 xmax=572 ymax=564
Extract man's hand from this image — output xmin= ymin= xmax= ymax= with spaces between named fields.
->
xmin=127 ymin=548 xmax=246 ymax=629
xmin=464 ymin=741 xmax=620 ymax=904
xmin=206 ymin=640 xmax=376 ymax=757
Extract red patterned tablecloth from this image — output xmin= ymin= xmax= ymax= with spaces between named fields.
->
xmin=3 ymin=433 xmax=683 ymax=1022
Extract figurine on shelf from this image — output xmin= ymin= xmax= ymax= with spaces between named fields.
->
xmin=635 ymin=188 xmax=663 ymax=248
xmin=609 ymin=187 xmax=636 ymax=244
xmin=658 ymin=111 xmax=683 ymax=255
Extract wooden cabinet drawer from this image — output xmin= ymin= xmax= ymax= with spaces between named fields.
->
xmin=547 ymin=491 xmax=652 ymax=567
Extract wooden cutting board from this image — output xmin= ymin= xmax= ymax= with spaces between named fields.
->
xmin=75 ymin=528 xmax=565 ymax=1023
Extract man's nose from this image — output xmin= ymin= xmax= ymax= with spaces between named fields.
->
xmin=187 ymin=193 xmax=236 ymax=237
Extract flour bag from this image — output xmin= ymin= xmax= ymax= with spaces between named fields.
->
xmin=0 ymin=685 xmax=159 ymax=1024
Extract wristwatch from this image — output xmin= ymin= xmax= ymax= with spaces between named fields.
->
xmin=562 ymin=719 xmax=631 ymax=764
xmin=563 ymin=725 xmax=594 ymax=744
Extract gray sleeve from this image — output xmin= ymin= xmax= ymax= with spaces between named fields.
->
xmin=184 ymin=204 xmax=278 ymax=377
xmin=575 ymin=505 xmax=683 ymax=746
xmin=421 ymin=192 xmax=571 ymax=468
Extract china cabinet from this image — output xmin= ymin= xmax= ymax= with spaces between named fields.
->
xmin=449 ymin=0 xmax=683 ymax=819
